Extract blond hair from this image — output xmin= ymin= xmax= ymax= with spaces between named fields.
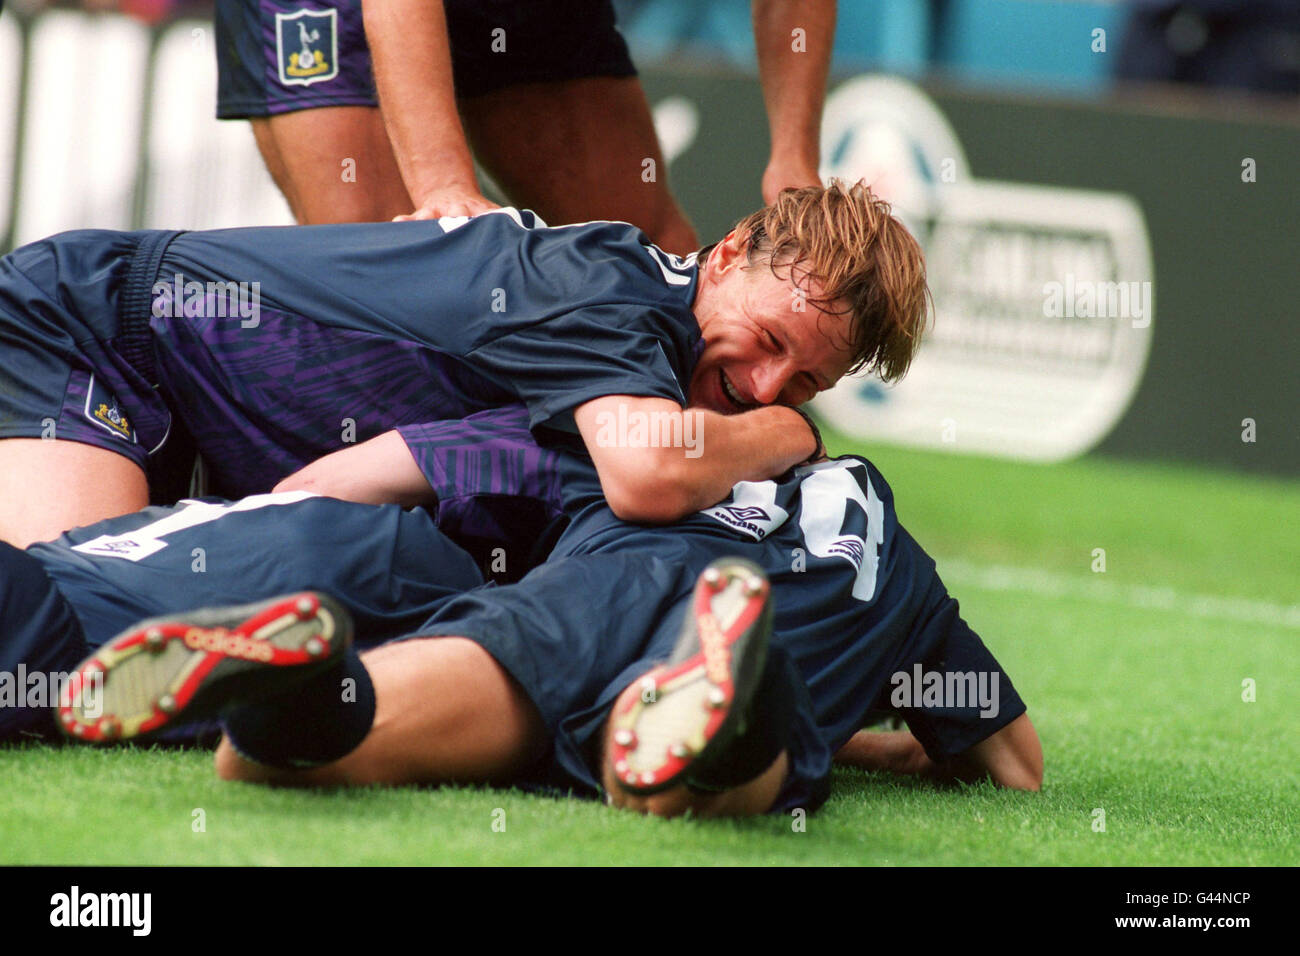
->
xmin=724 ymin=179 xmax=931 ymax=382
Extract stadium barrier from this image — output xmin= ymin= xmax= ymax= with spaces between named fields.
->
xmin=2 ymin=8 xmax=1295 ymax=476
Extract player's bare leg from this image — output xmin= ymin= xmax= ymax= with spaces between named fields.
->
xmin=214 ymin=636 xmax=545 ymax=786
xmin=461 ymin=76 xmax=700 ymax=256
xmin=0 ymin=439 xmax=147 ymax=548
xmin=212 ymin=621 xmax=788 ymax=817
xmin=250 ymin=107 xmax=412 ymax=224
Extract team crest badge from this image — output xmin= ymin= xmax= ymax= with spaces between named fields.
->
xmin=276 ymin=8 xmax=338 ymax=87
xmin=83 ymin=374 xmax=136 ymax=444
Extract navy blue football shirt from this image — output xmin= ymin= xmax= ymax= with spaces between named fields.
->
xmin=145 ymin=209 xmax=701 ymax=494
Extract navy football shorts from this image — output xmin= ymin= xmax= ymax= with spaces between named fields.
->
xmin=215 ymin=0 xmax=637 ymax=119
xmin=0 ymin=229 xmax=179 ymax=475
xmin=0 ymin=543 xmax=89 ymax=740
xmin=404 ymin=551 xmax=835 ymax=813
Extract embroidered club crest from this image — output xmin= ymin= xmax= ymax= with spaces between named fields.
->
xmin=276 ymin=8 xmax=338 ymax=87
xmin=83 ymin=374 xmax=136 ymax=444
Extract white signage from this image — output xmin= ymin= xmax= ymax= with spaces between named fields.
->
xmin=815 ymin=75 xmax=1155 ymax=462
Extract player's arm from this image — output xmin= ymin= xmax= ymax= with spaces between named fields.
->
xmin=273 ymin=430 xmax=434 ymax=507
xmin=751 ymin=0 xmax=836 ymax=203
xmin=835 ymin=714 xmax=1043 ymax=791
xmin=361 ymin=0 xmax=498 ymax=219
xmin=573 ymin=394 xmax=819 ymax=523
xmin=833 ymin=728 xmax=934 ymax=776
xmin=945 ymin=713 xmax=1043 ymax=790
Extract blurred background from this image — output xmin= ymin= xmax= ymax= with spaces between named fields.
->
xmin=1 ymin=0 xmax=1296 ymax=477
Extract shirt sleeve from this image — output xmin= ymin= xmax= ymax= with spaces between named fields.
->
xmin=395 ymin=407 xmax=564 ymax=508
xmin=396 ymin=408 xmax=569 ymax=580
xmin=468 ymin=303 xmax=693 ymax=433
xmin=892 ymin=605 xmax=1028 ymax=761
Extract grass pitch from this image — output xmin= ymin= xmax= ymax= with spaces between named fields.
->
xmin=2 ymin=435 xmax=1296 ymax=866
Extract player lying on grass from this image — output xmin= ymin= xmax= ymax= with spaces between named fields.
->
xmin=31 ymin=408 xmax=1041 ymax=816
xmin=0 ymin=181 xmax=929 ymax=548
xmin=0 ymin=492 xmax=486 ymax=743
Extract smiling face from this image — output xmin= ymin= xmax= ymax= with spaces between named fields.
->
xmin=687 ymin=233 xmax=857 ymax=414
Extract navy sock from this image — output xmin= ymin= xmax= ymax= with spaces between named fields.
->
xmin=221 ymin=646 xmax=376 ymax=769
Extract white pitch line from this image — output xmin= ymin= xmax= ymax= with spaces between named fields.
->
xmin=936 ymin=558 xmax=1300 ymax=631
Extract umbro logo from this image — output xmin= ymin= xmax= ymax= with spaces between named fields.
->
xmin=90 ymin=539 xmax=140 ymax=555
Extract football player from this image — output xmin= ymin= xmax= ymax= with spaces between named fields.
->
xmin=0 ymin=182 xmax=928 ymax=547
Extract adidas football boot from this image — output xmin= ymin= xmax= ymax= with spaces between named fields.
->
xmin=57 ymin=592 xmax=350 ymax=743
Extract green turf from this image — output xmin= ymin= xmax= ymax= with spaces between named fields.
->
xmin=2 ymin=438 xmax=1296 ymax=865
